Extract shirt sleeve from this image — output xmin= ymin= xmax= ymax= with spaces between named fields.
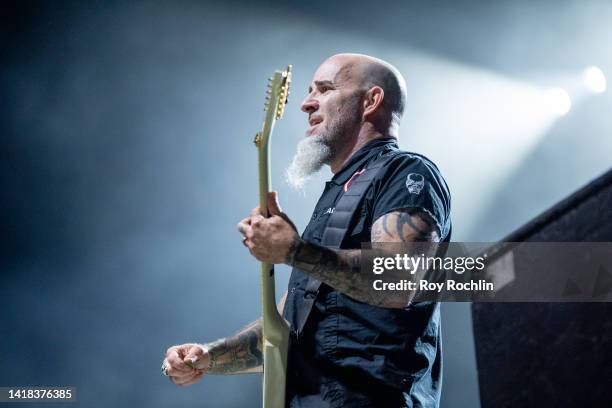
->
xmin=371 ymin=154 xmax=451 ymax=239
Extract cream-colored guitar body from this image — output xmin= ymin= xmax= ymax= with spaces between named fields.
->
xmin=254 ymin=65 xmax=292 ymax=408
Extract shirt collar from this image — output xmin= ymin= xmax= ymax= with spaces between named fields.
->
xmin=330 ymin=137 xmax=398 ymax=185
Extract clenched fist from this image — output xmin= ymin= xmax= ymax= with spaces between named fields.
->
xmin=162 ymin=343 xmax=209 ymax=386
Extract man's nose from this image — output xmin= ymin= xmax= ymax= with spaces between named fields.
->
xmin=300 ymin=96 xmax=319 ymax=114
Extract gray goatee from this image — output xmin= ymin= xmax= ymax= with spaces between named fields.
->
xmin=286 ymin=136 xmax=332 ymax=190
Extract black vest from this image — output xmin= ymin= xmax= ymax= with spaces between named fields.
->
xmin=283 ymin=138 xmax=451 ymax=408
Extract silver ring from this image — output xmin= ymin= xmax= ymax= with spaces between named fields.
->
xmin=161 ymin=363 xmax=169 ymax=376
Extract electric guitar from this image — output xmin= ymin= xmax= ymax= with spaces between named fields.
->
xmin=253 ymin=65 xmax=292 ymax=408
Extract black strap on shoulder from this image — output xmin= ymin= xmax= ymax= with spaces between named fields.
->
xmin=295 ymin=150 xmax=403 ymax=334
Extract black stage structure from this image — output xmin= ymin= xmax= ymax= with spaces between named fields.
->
xmin=473 ymin=167 xmax=612 ymax=407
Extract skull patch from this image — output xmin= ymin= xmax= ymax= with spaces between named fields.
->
xmin=406 ymin=173 xmax=425 ymax=194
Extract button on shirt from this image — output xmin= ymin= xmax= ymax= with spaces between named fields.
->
xmin=283 ymin=138 xmax=452 ymax=408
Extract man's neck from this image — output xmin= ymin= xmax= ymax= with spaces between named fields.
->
xmin=329 ymin=129 xmax=390 ymax=174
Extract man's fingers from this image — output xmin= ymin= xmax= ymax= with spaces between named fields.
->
xmin=184 ymin=345 xmax=208 ymax=370
xmin=245 ymin=240 xmax=256 ymax=255
xmin=267 ymin=191 xmax=282 ymax=216
xmin=166 ymin=351 xmax=193 ymax=373
xmin=250 ymin=214 xmax=264 ymax=226
xmin=250 ymin=206 xmax=263 ymax=217
xmin=172 ymin=372 xmax=197 ymax=383
xmin=174 ymin=371 xmax=205 ymax=386
xmin=236 ymin=219 xmax=251 ymax=236
xmin=164 ymin=358 xmax=194 ymax=377
xmin=167 ymin=366 xmax=196 ymax=378
xmin=267 ymin=191 xmax=298 ymax=231
xmin=245 ymin=241 xmax=264 ymax=261
xmin=171 ymin=370 xmax=203 ymax=386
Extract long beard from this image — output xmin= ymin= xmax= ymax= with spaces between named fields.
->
xmin=286 ymin=91 xmax=364 ymax=190
xmin=285 ymin=135 xmax=333 ymax=190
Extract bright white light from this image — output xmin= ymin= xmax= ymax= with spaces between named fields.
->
xmin=583 ymin=66 xmax=607 ymax=93
xmin=543 ymin=87 xmax=571 ymax=116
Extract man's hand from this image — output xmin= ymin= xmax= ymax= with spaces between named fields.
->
xmin=162 ymin=343 xmax=209 ymax=386
xmin=237 ymin=191 xmax=298 ymax=264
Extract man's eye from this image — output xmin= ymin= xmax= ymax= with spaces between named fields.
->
xmin=320 ymin=87 xmax=330 ymax=93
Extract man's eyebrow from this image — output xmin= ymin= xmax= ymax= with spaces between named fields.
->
xmin=308 ymin=80 xmax=335 ymax=93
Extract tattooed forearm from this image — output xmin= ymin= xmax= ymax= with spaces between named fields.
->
xmin=205 ymin=319 xmax=263 ymax=375
xmin=287 ymin=236 xmax=384 ymax=305
xmin=285 ymin=209 xmax=441 ymax=308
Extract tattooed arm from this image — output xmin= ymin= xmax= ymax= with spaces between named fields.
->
xmin=203 ymin=319 xmax=263 ymax=374
xmin=286 ymin=209 xmax=440 ymax=308
xmin=199 ymin=291 xmax=287 ymax=375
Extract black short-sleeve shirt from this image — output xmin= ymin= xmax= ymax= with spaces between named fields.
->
xmin=283 ymin=137 xmax=452 ymax=408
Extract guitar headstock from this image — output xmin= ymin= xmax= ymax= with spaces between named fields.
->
xmin=275 ymin=65 xmax=291 ymax=119
xmin=255 ymin=65 xmax=292 ymax=148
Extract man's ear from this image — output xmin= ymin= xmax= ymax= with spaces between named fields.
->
xmin=362 ymin=86 xmax=384 ymax=120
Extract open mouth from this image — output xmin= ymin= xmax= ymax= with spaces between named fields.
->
xmin=307 ymin=117 xmax=323 ymax=136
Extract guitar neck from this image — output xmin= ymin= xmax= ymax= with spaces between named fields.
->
xmin=253 ymin=65 xmax=292 ymax=408
xmin=257 ymin=135 xmax=287 ymax=335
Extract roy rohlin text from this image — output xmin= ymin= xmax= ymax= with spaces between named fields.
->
xmin=372 ymin=278 xmax=494 ymax=292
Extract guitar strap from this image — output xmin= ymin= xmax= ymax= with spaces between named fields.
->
xmin=295 ymin=150 xmax=403 ymax=334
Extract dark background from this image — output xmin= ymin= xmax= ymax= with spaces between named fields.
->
xmin=2 ymin=1 xmax=611 ymax=406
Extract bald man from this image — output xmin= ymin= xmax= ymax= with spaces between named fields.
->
xmin=162 ymin=54 xmax=452 ymax=407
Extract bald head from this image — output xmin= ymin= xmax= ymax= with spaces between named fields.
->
xmin=293 ymin=54 xmax=408 ymax=182
xmin=326 ymin=53 xmax=407 ymax=130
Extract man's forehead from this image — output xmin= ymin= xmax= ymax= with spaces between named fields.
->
xmin=311 ymin=57 xmax=359 ymax=84
xmin=312 ymin=59 xmax=343 ymax=82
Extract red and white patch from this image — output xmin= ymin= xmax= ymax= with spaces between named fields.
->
xmin=344 ymin=168 xmax=366 ymax=192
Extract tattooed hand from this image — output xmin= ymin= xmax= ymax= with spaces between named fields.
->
xmin=237 ymin=192 xmax=299 ymax=264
